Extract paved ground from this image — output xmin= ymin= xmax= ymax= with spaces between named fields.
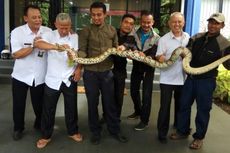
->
xmin=0 ymin=84 xmax=230 ymax=153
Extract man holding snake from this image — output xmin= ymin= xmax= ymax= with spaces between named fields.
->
xmin=170 ymin=13 xmax=230 ymax=150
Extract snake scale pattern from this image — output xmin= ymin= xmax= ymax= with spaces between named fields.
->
xmin=63 ymin=47 xmax=230 ymax=75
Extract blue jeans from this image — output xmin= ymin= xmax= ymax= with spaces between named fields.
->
xmin=177 ymin=77 xmax=216 ymax=139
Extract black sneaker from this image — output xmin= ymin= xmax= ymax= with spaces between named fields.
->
xmin=127 ymin=112 xmax=139 ymax=120
xmin=13 ymin=131 xmax=23 ymax=141
xmin=158 ymin=136 xmax=167 ymax=144
xmin=134 ymin=122 xmax=148 ymax=131
xmin=111 ymin=133 xmax=128 ymax=143
xmin=90 ymin=135 xmax=101 ymax=145
xmin=99 ymin=117 xmax=106 ymax=124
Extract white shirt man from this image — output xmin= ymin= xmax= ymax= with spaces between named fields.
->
xmin=41 ymin=30 xmax=78 ymax=90
xmin=156 ymin=31 xmax=189 ymax=85
xmin=11 ymin=23 xmax=51 ymax=86
xmin=10 ymin=5 xmax=52 ymax=141
xmin=155 ymin=12 xmax=190 ymax=144
xmin=35 ymin=13 xmax=82 ymax=149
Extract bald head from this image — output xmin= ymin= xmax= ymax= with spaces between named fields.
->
xmin=168 ymin=12 xmax=185 ymax=36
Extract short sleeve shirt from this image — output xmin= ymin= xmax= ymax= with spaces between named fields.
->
xmin=11 ymin=24 xmax=52 ymax=86
xmin=156 ymin=31 xmax=190 ymax=85
xmin=42 ymin=30 xmax=78 ymax=90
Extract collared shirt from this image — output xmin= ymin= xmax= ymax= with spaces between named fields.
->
xmin=140 ymin=30 xmax=150 ymax=49
xmin=135 ymin=27 xmax=159 ymax=53
xmin=42 ymin=30 xmax=78 ymax=90
xmin=156 ymin=31 xmax=190 ymax=85
xmin=11 ymin=24 xmax=51 ymax=86
xmin=78 ymin=23 xmax=118 ymax=72
xmin=133 ymin=27 xmax=160 ymax=72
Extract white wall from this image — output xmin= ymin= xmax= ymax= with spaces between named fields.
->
xmin=180 ymin=0 xmax=185 ymax=14
xmin=4 ymin=0 xmax=10 ymax=47
xmin=221 ymin=0 xmax=230 ymax=39
xmin=199 ymin=0 xmax=230 ymax=39
xmin=199 ymin=0 xmax=219 ymax=33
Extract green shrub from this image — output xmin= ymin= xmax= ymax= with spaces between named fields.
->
xmin=213 ymin=64 xmax=230 ymax=103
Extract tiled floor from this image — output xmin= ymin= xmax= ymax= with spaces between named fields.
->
xmin=0 ymin=84 xmax=230 ymax=153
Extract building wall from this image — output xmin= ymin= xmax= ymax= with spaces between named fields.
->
xmin=0 ymin=0 xmax=4 ymax=51
xmin=2 ymin=0 xmax=183 ymax=50
xmin=72 ymin=0 xmax=151 ymax=11
xmin=4 ymin=0 xmax=9 ymax=47
xmin=199 ymin=0 xmax=219 ymax=33
xmin=220 ymin=0 xmax=230 ymax=39
xmin=199 ymin=0 xmax=230 ymax=39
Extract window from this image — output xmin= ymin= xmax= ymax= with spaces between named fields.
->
xmin=65 ymin=0 xmax=152 ymax=31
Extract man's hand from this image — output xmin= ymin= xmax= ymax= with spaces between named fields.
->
xmin=55 ymin=43 xmax=68 ymax=51
xmin=33 ymin=36 xmax=42 ymax=48
xmin=61 ymin=44 xmax=70 ymax=49
xmin=67 ymin=50 xmax=76 ymax=61
xmin=72 ymin=65 xmax=82 ymax=82
xmin=139 ymin=51 xmax=145 ymax=56
xmin=156 ymin=54 xmax=166 ymax=63
xmin=117 ymin=45 xmax=126 ymax=51
xmin=34 ymin=36 xmax=42 ymax=42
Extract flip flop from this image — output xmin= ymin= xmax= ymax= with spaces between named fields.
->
xmin=69 ymin=133 xmax=83 ymax=142
xmin=189 ymin=139 xmax=203 ymax=149
xmin=36 ymin=138 xmax=51 ymax=149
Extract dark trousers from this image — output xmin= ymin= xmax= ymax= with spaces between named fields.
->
xmin=12 ymin=78 xmax=44 ymax=131
xmin=157 ymin=84 xmax=182 ymax=137
xmin=177 ymin=77 xmax=216 ymax=139
xmin=113 ymin=72 xmax=126 ymax=120
xmin=41 ymin=82 xmax=78 ymax=139
xmin=83 ymin=70 xmax=120 ymax=136
xmin=130 ymin=69 xmax=155 ymax=124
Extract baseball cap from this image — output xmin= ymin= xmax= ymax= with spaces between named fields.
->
xmin=207 ymin=13 xmax=225 ymax=23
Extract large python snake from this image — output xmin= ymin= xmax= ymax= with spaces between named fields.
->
xmin=62 ymin=46 xmax=230 ymax=75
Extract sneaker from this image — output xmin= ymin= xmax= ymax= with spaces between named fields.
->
xmin=127 ymin=112 xmax=139 ymax=120
xmin=90 ymin=135 xmax=101 ymax=145
xmin=111 ymin=132 xmax=128 ymax=143
xmin=13 ymin=130 xmax=23 ymax=141
xmin=158 ymin=136 xmax=167 ymax=144
xmin=134 ymin=122 xmax=148 ymax=131
xmin=99 ymin=117 xmax=106 ymax=124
